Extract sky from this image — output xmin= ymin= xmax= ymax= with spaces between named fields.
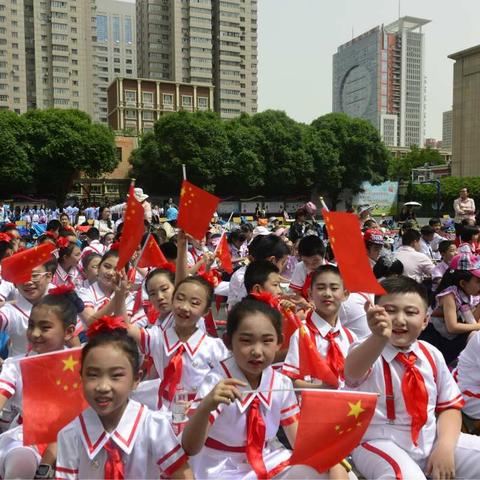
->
xmin=125 ymin=0 xmax=480 ymax=139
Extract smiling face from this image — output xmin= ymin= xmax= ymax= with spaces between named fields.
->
xmin=230 ymin=311 xmax=281 ymax=388
xmin=172 ymin=281 xmax=208 ymax=332
xmin=27 ymin=304 xmax=74 ymax=354
xmin=81 ymin=344 xmax=140 ymax=432
xmin=97 ymin=255 xmax=118 ymax=293
xmin=17 ymin=265 xmax=52 ymax=304
xmin=310 ymin=271 xmax=348 ymax=323
xmin=378 ymin=292 xmax=428 ymax=350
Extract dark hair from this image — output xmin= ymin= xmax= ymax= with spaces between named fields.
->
xmin=420 ymin=225 xmax=435 ymax=237
xmin=244 ymin=260 xmax=279 ymax=293
xmin=99 ymin=248 xmax=119 ymax=266
xmin=82 ymin=252 xmax=101 ymax=271
xmin=0 ymin=240 xmax=13 ymax=261
xmin=363 ymin=219 xmax=377 ymax=230
xmin=433 ymin=269 xmax=475 ymax=306
xmin=173 ymin=276 xmax=213 ymax=311
xmin=251 ymin=234 xmax=289 ymax=261
xmin=43 ymin=258 xmax=58 ymax=275
xmin=46 ymin=219 xmax=62 ymax=233
xmin=240 ymin=223 xmax=254 ymax=234
xmin=310 ymin=264 xmax=343 ymax=287
xmin=141 ymin=231 xmax=161 ymax=248
xmin=98 ymin=206 xmax=112 ymax=229
xmin=401 ymin=228 xmax=421 ymax=246
xmin=429 ymin=218 xmax=441 ymax=227
xmin=228 ymin=229 xmax=247 ymax=246
xmin=438 ymin=240 xmax=454 ymax=255
xmin=86 ymin=227 xmax=100 ymax=241
xmin=375 ymin=276 xmax=428 ymax=308
xmin=1 ymin=225 xmax=18 ymax=234
xmin=34 ymin=290 xmax=84 ymax=328
xmin=58 ymin=241 xmax=80 ymax=263
xmin=298 ymin=235 xmax=325 ymax=257
xmin=145 ymin=267 xmax=175 ymax=290
xmin=226 ymin=296 xmax=282 ymax=343
xmin=373 ymin=256 xmax=404 ymax=279
xmin=460 ymin=225 xmax=480 ymax=243
xmin=59 ymin=213 xmax=69 ymax=221
xmin=160 ymin=241 xmax=177 ymax=261
xmin=81 ymin=328 xmax=140 ymax=374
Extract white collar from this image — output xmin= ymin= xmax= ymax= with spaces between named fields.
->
xmin=310 ymin=311 xmax=341 ymax=337
xmin=13 ymin=293 xmax=34 ymax=317
xmin=218 ymin=356 xmax=275 ymax=413
xmin=79 ymin=400 xmax=146 ymax=459
xmin=92 ymin=282 xmax=113 ymax=301
xmin=382 ymin=341 xmax=422 ymax=363
xmin=163 ymin=326 xmax=206 ymax=359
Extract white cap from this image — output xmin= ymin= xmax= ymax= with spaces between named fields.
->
xmin=134 ymin=187 xmax=148 ymax=203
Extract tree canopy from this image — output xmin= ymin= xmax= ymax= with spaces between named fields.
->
xmin=388 ymin=145 xmax=445 ymax=181
xmin=131 ymin=110 xmax=391 ymax=208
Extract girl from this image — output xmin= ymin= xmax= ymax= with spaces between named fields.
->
xmin=55 ymin=317 xmax=193 ymax=479
xmin=421 ymin=253 xmax=480 ymax=365
xmin=80 ymin=252 xmax=102 ymax=288
xmin=53 ymin=237 xmax=82 ymax=288
xmin=0 ymin=287 xmax=80 ymax=479
xmin=182 ymin=297 xmax=347 ymax=479
xmin=101 ymin=232 xmax=115 ymax=249
xmin=457 ymin=225 xmax=480 ymax=254
xmin=79 ymin=249 xmax=134 ymax=327
xmin=127 ymin=276 xmax=228 ymax=408
xmin=94 ymin=206 xmax=114 ymax=237
xmin=0 ymin=234 xmax=15 ymax=305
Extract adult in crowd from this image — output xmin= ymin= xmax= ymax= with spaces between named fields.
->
xmin=454 ymin=187 xmax=476 ymax=233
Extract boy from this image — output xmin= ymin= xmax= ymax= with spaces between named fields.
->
xmin=364 ymin=229 xmax=384 ymax=267
xmin=283 ymin=265 xmax=356 ymax=388
xmin=432 ymin=240 xmax=458 ymax=288
xmin=345 ymin=276 xmax=480 ymax=479
xmin=290 ymin=235 xmax=326 ymax=299
xmin=419 ymin=225 xmax=438 ymax=261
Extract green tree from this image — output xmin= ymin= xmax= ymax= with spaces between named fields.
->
xmin=24 ymin=109 xmax=117 ymax=202
xmin=131 ymin=110 xmax=231 ymax=194
xmin=388 ymin=145 xmax=445 ymax=181
xmin=311 ymin=113 xmax=390 ymax=208
xmin=0 ymin=111 xmax=33 ymax=194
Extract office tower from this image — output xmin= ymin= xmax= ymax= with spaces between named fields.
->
xmin=442 ymin=109 xmax=452 ymax=151
xmin=0 ymin=0 xmax=28 ymax=113
xmin=333 ymin=16 xmax=430 ymax=147
xmin=136 ymin=0 xmax=257 ymax=119
xmin=95 ymin=0 xmax=137 ymax=123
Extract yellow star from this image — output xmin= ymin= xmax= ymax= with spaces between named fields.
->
xmin=331 ymin=237 xmax=336 ymax=244
xmin=73 ymin=383 xmax=79 ymax=389
xmin=63 ymin=385 xmax=69 ymax=391
xmin=62 ymin=355 xmax=79 ymax=372
xmin=347 ymin=400 xmax=365 ymax=420
xmin=335 ymin=425 xmax=341 ymax=431
xmin=180 ymin=186 xmax=185 ymax=197
xmin=330 ymin=225 xmax=334 ymax=232
xmin=56 ymin=379 xmax=61 ymax=386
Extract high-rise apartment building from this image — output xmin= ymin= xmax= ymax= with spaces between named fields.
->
xmin=442 ymin=109 xmax=452 ymax=151
xmin=95 ymin=0 xmax=137 ymax=123
xmin=333 ymin=16 xmax=430 ymax=147
xmin=136 ymin=0 xmax=257 ymax=119
xmin=0 ymin=0 xmax=28 ymax=113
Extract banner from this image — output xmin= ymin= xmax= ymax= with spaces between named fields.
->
xmin=352 ymin=181 xmax=398 ymax=215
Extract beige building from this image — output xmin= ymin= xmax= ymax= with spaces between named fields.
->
xmin=0 ymin=0 xmax=28 ymax=113
xmin=107 ymin=76 xmax=213 ymax=132
xmin=95 ymin=0 xmax=136 ymax=123
xmin=136 ymin=0 xmax=257 ymax=119
xmin=442 ymin=110 xmax=452 ymax=151
xmin=449 ymin=45 xmax=480 ymax=176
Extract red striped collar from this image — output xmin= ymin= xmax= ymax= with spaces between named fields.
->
xmin=163 ymin=326 xmax=206 ymax=359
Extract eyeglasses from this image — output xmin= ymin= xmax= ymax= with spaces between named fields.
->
xmin=30 ymin=272 xmax=49 ymax=282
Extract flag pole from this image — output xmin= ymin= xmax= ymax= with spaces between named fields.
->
xmin=132 ymin=231 xmax=151 ymax=270
xmin=182 ymin=164 xmax=187 ymax=181
xmin=319 ymin=196 xmax=329 ymax=212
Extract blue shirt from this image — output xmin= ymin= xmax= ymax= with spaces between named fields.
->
xmin=166 ymin=206 xmax=178 ymax=221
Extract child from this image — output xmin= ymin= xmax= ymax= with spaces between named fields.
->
xmin=458 ymin=225 xmax=480 ymax=254
xmin=0 ymin=259 xmax=56 ymax=357
xmin=182 ymin=297 xmax=347 ymax=479
xmin=0 ymin=235 xmax=15 ymax=305
xmin=282 ymin=265 xmax=356 ymax=388
xmin=80 ymin=227 xmax=106 ymax=259
xmin=53 ymin=237 xmax=82 ymax=288
xmin=290 ymin=235 xmax=327 ymax=299
xmin=421 ymin=253 xmax=480 ymax=365
xmin=0 ymin=287 xmax=80 ymax=478
xmin=80 ymin=252 xmax=101 ymax=288
xmin=79 ymin=249 xmax=134 ymax=327
xmin=431 ymin=240 xmax=458 ymax=289
xmin=128 ymin=277 xmax=228 ymax=408
xmin=364 ymin=229 xmax=385 ymax=267
xmin=55 ymin=317 xmax=193 ymax=479
xmin=345 ymin=276 xmax=480 ymax=480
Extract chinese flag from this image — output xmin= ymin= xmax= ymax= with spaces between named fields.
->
xmin=1 ymin=243 xmax=55 ymax=284
xmin=299 ymin=326 xmax=339 ymax=388
xmin=323 ymin=210 xmax=386 ymax=295
xmin=290 ymin=390 xmax=377 ymax=473
xmin=117 ymin=184 xmax=145 ymax=271
xmin=21 ymin=348 xmax=88 ymax=445
xmin=280 ymin=308 xmax=302 ymax=350
xmin=137 ymin=235 xmax=168 ymax=268
xmin=216 ymin=234 xmax=233 ymax=274
xmin=177 ymin=180 xmax=220 ymax=241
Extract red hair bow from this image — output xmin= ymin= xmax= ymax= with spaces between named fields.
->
xmin=4 ymin=223 xmax=16 ymax=230
xmin=86 ymin=316 xmax=127 ymax=338
xmin=49 ymin=284 xmax=75 ymax=296
xmin=199 ymin=269 xmax=222 ymax=288
xmin=109 ymin=241 xmax=120 ymax=251
xmin=249 ymin=291 xmax=280 ymax=309
xmin=0 ymin=233 xmax=12 ymax=243
xmin=45 ymin=230 xmax=58 ymax=240
xmin=56 ymin=237 xmax=70 ymax=249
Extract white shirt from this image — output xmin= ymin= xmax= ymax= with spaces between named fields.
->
xmin=289 ymin=261 xmax=308 ymax=292
xmin=78 ymin=282 xmax=134 ymax=316
xmin=0 ymin=278 xmax=16 ymax=303
xmin=394 ymin=246 xmax=434 ymax=283
xmin=227 ymin=265 xmax=247 ymax=308
xmin=139 ymin=326 xmax=228 ymax=401
xmin=346 ymin=341 xmax=464 ymax=462
xmin=81 ymin=240 xmax=106 ymax=259
xmin=339 ymin=293 xmax=373 ymax=340
xmin=56 ymin=400 xmax=187 ymax=479
xmin=53 ymin=264 xmax=82 ymax=289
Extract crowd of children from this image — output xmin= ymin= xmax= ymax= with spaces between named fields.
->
xmin=1 ymin=198 xmax=480 ymax=480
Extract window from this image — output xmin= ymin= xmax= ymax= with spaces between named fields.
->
xmin=143 ymin=110 xmax=154 ymax=120
xmin=142 ymin=92 xmax=153 ymax=104
xmin=125 ymin=109 xmax=136 ymax=119
xmin=197 ymin=96 xmax=208 ymax=109
xmin=112 ymin=16 xmax=120 ymax=43
xmin=181 ymin=95 xmax=192 ymax=107
xmin=125 ymin=90 xmax=136 ymax=104
xmin=162 ymin=93 xmax=173 ymax=106
xmin=125 ymin=16 xmax=132 ymax=44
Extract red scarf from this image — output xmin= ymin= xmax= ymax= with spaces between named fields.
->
xmin=158 ymin=345 xmax=185 ymax=405
xmin=246 ymin=398 xmax=269 ymax=479
xmin=104 ymin=440 xmax=124 ymax=479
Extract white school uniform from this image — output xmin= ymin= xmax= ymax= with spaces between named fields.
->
xmin=0 ymin=294 xmax=33 ymax=357
xmin=348 ymin=340 xmax=480 ymax=479
xmin=455 ymin=330 xmax=480 ymax=418
xmin=0 ymin=279 xmax=15 ymax=303
xmin=339 ymin=293 xmax=373 ymax=340
xmin=132 ymin=310 xmax=206 ymax=333
xmin=52 ymin=264 xmax=82 ymax=289
xmin=188 ymin=356 xmax=300 ymax=479
xmin=80 ymin=240 xmax=106 ymax=259
xmin=289 ymin=261 xmax=309 ymax=293
xmin=139 ymin=325 xmax=228 ymax=405
xmin=282 ymin=312 xmax=356 ymax=385
xmin=78 ymin=282 xmax=134 ymax=317
xmin=56 ymin=400 xmax=187 ymax=479
xmin=227 ymin=265 xmax=247 ymax=309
